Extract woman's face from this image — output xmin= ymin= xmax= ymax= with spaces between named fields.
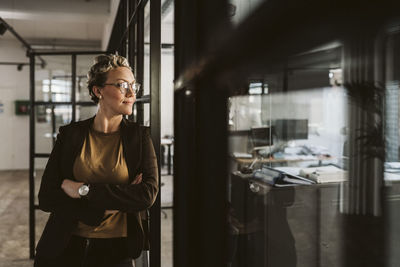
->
xmin=98 ymin=67 xmax=136 ymax=116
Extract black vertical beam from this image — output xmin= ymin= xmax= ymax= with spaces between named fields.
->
xmin=29 ymin=53 xmax=36 ymax=259
xmin=72 ymin=54 xmax=77 ymax=122
xmin=173 ymin=87 xmax=196 ymax=267
xmin=174 ymin=0 xmax=230 ymax=266
xmin=120 ymin=0 xmax=128 ymax=57
xmin=51 ymin=105 xmax=56 ymax=146
xmin=149 ymin=0 xmax=161 ymax=267
xmin=136 ymin=2 xmax=145 ymax=125
xmin=128 ymin=0 xmax=137 ymax=121
xmin=128 ymin=0 xmax=137 ymax=69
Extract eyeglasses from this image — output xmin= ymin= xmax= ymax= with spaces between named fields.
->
xmin=103 ymin=82 xmax=141 ymax=95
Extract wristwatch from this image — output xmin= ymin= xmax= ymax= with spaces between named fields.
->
xmin=78 ymin=184 xmax=90 ymax=198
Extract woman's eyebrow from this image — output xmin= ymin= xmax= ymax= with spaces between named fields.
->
xmin=114 ymin=78 xmax=136 ymax=83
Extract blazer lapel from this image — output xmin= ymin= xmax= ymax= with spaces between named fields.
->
xmin=63 ymin=117 xmax=94 ymax=180
xmin=121 ymin=118 xmax=142 ymax=183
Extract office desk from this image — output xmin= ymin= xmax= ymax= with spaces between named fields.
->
xmin=231 ymin=155 xmax=333 ymax=170
xmin=230 ymin=171 xmax=339 ymax=267
xmin=229 ymin=171 xmax=400 ymax=267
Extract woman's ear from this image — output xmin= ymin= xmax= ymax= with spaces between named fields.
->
xmin=93 ymin=86 xmax=102 ymax=99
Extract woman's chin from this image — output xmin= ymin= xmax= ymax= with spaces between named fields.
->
xmin=122 ymin=109 xmax=133 ymax=116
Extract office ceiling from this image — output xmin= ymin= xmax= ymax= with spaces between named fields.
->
xmin=0 ymin=0 xmax=174 ymax=51
xmin=0 ymin=0 xmax=111 ymax=50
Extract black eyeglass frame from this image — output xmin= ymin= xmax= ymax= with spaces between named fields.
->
xmin=103 ymin=81 xmax=141 ymax=95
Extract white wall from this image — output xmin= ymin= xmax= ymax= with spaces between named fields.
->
xmin=161 ymin=49 xmax=174 ymax=138
xmin=0 ymin=39 xmax=30 ymax=170
xmin=161 ymin=21 xmax=174 ymax=138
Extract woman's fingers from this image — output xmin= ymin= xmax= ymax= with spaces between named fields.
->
xmin=104 ymin=210 xmax=119 ymax=215
xmin=131 ymin=173 xmax=143 ymax=184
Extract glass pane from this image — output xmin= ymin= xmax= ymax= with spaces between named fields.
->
xmin=76 ymin=54 xmax=101 ymax=102
xmin=227 ymin=42 xmax=347 ymax=266
xmin=55 ymin=105 xmax=73 ymax=129
xmin=143 ymin=102 xmax=150 ymax=126
xmin=35 ymin=105 xmax=72 ymax=154
xmin=35 ymin=55 xmax=72 ymax=102
xmin=35 ymin=110 xmax=53 ymax=154
xmin=228 ymin=0 xmax=266 ymax=27
xmin=161 ymin=2 xmax=174 ymax=266
xmin=385 ymin=29 xmax=400 ymax=266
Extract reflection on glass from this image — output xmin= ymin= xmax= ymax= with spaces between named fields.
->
xmin=227 ymin=43 xmax=347 ymax=267
xmin=228 ymin=0 xmax=266 ymax=27
xmin=384 ymin=29 xmax=400 ymax=266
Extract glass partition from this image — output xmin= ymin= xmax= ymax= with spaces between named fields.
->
xmin=227 ymin=42 xmax=352 ymax=266
xmin=35 ymin=56 xmax=72 ymax=102
xmin=225 ymin=18 xmax=400 ymax=265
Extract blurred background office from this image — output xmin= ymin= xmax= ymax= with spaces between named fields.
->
xmin=2 ymin=0 xmax=400 ymax=267
xmin=0 ymin=0 xmax=173 ymax=266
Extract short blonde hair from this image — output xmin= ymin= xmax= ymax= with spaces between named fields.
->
xmin=87 ymin=54 xmax=132 ymax=104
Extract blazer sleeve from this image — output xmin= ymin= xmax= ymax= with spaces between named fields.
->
xmin=38 ymin=126 xmax=105 ymax=226
xmin=86 ymin=127 xmax=159 ymax=212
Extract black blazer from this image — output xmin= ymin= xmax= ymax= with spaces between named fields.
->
xmin=35 ymin=117 xmax=159 ymax=260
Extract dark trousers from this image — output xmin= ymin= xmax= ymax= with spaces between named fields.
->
xmin=34 ymin=235 xmax=133 ymax=267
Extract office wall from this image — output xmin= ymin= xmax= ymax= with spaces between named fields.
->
xmin=0 ymin=39 xmax=30 ymax=170
xmin=161 ymin=21 xmax=174 ymax=138
xmin=161 ymin=49 xmax=174 ymax=138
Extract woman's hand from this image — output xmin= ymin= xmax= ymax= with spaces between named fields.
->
xmin=104 ymin=210 xmax=118 ymax=216
xmin=61 ymin=179 xmax=84 ymax=199
xmin=132 ymin=173 xmax=142 ymax=184
xmin=103 ymin=174 xmax=143 ymax=216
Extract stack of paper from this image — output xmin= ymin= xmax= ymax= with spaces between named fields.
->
xmin=252 ymin=166 xmax=315 ymax=187
xmin=299 ymin=165 xmax=347 ymax=183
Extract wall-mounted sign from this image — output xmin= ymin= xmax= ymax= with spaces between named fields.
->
xmin=15 ymin=100 xmax=30 ymax=115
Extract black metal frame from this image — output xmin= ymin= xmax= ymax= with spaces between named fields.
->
xmin=173 ymin=1 xmax=230 ymax=266
xmin=29 ymin=50 xmax=105 ymax=259
xmin=107 ymin=1 xmax=162 ymax=266
xmin=149 ymin=1 xmax=162 ymax=266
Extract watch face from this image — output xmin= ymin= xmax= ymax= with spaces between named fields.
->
xmin=79 ymin=185 xmax=89 ymax=196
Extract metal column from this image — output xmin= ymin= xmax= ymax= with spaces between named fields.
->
xmin=149 ymin=0 xmax=161 ymax=266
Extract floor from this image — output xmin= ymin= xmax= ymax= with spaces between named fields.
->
xmin=0 ymin=169 xmax=173 ymax=267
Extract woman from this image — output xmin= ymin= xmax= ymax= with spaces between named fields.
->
xmin=34 ymin=54 xmax=158 ymax=267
